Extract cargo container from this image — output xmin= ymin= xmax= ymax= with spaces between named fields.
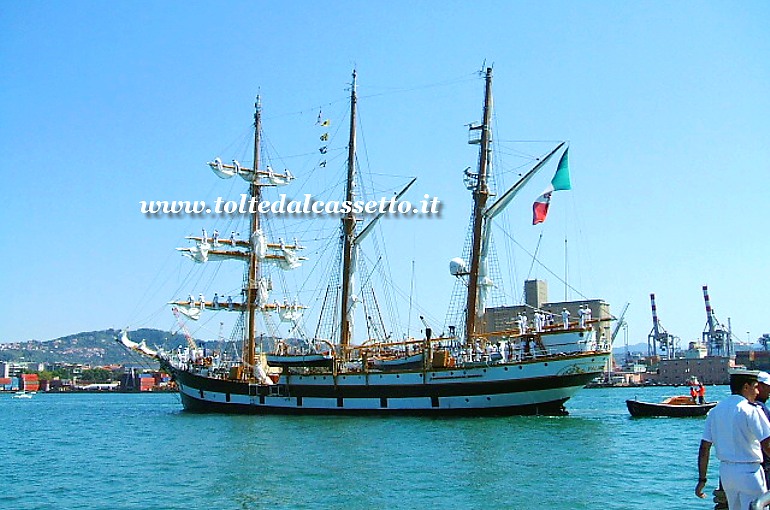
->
xmin=0 ymin=377 xmax=11 ymax=385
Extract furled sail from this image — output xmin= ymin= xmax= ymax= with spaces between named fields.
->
xmin=208 ymin=158 xmax=236 ymax=179
xmin=473 ymin=143 xmax=567 ymax=316
xmin=119 ymin=329 xmax=140 ymax=350
xmin=277 ymin=246 xmax=301 ymax=270
xmin=175 ymin=304 xmax=202 ymax=320
xmin=137 ymin=340 xmax=157 ymax=357
xmin=279 ymin=302 xmax=303 ymax=322
xmin=118 ymin=330 xmax=159 ymax=357
xmin=253 ymin=230 xmax=268 ymax=259
xmin=178 ymin=241 xmax=211 ymax=263
xmin=256 ymin=278 xmax=270 ymax=307
xmin=267 ymin=166 xmax=294 ymax=186
xmin=236 ymin=159 xmax=256 ymax=182
xmin=177 ymin=242 xmax=248 ymax=263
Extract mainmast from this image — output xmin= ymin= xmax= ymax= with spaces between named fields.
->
xmin=245 ymin=97 xmax=262 ymax=375
xmin=464 ymin=67 xmax=493 ymax=346
xmin=339 ymin=70 xmax=357 ymax=356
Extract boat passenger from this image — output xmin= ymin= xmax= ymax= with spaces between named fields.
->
xmin=561 ymin=308 xmax=570 ymax=330
xmin=698 ymin=383 xmax=706 ymax=405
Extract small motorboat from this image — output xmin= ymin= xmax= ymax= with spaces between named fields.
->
xmin=12 ymin=391 xmax=33 ymax=399
xmin=626 ymin=395 xmax=717 ymax=417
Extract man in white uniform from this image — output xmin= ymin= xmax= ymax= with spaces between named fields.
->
xmin=696 ymin=369 xmax=770 ymax=509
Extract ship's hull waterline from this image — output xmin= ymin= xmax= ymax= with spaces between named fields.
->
xmin=170 ymin=351 xmax=610 ymax=416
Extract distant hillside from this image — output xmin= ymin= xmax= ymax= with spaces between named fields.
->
xmin=0 ymin=328 xmax=190 ymax=365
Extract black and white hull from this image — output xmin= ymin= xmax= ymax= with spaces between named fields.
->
xmin=169 ymin=350 xmax=609 ymax=416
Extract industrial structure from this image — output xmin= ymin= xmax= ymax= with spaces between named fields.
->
xmin=702 ymin=285 xmax=732 ymax=357
xmin=643 ymin=285 xmax=736 ymax=385
xmin=647 ymin=293 xmax=678 ymax=359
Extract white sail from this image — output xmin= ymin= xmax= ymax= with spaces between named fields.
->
xmin=277 ymin=247 xmax=301 ymax=270
xmin=279 ymin=303 xmax=303 ymax=323
xmin=234 ymin=160 xmax=256 ymax=182
xmin=253 ymin=230 xmax=268 ymax=259
xmin=209 ymin=158 xmax=236 ymax=179
xmin=267 ymin=166 xmax=294 ymax=186
xmin=137 ymin=340 xmax=157 ymax=357
xmin=477 ymin=220 xmax=494 ymax=317
xmin=119 ymin=330 xmax=158 ymax=357
xmin=178 ymin=241 xmax=210 ymax=263
xmin=256 ymin=278 xmax=270 ymax=307
xmin=175 ymin=304 xmax=201 ymax=320
xmin=119 ymin=330 xmax=140 ymax=350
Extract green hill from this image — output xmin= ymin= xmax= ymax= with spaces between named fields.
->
xmin=0 ymin=328 xmax=189 ymax=365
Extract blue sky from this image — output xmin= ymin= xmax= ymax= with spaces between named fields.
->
xmin=1 ymin=2 xmax=768 ymax=351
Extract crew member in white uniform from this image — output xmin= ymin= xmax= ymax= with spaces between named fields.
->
xmin=696 ymin=369 xmax=770 ymax=510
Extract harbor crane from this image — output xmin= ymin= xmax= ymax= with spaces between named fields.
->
xmin=611 ymin=302 xmax=630 ymax=365
xmin=648 ymin=293 xmax=677 ymax=359
xmin=701 ymin=285 xmax=731 ymax=357
xmin=611 ymin=303 xmax=630 ymax=344
xmin=171 ymin=306 xmax=198 ymax=351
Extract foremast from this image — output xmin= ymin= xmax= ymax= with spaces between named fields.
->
xmin=464 ymin=67 xmax=494 ymax=347
xmin=339 ymin=70 xmax=357 ymax=359
xmin=170 ymin=96 xmax=301 ymax=379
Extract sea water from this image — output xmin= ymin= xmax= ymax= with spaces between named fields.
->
xmin=0 ymin=386 xmax=728 ymax=510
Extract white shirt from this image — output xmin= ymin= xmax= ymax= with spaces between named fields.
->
xmin=703 ymin=394 xmax=770 ymax=463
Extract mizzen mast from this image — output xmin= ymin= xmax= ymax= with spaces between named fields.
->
xmin=245 ymin=97 xmax=262 ymax=375
xmin=339 ymin=70 xmax=358 ymax=357
xmin=464 ymin=67 xmax=494 ymax=346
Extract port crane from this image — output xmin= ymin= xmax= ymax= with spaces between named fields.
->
xmin=648 ymin=293 xmax=677 ymax=359
xmin=171 ymin=306 xmax=198 ymax=351
xmin=611 ymin=302 xmax=630 ymax=364
xmin=701 ymin=285 xmax=731 ymax=356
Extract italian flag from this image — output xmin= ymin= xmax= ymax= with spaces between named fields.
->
xmin=532 ymin=148 xmax=571 ymax=225
xmin=532 ymin=191 xmax=553 ymax=225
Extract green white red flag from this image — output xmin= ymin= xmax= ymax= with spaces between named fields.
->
xmin=532 ymin=148 xmax=571 ymax=225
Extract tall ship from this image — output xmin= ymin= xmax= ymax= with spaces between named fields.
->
xmin=122 ymin=68 xmax=612 ymax=415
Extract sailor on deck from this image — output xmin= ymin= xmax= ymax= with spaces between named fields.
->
xmin=561 ymin=308 xmax=570 ymax=330
xmin=516 ymin=313 xmax=527 ymax=334
xmin=533 ymin=311 xmax=543 ymax=333
xmin=578 ymin=305 xmax=587 ymax=328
